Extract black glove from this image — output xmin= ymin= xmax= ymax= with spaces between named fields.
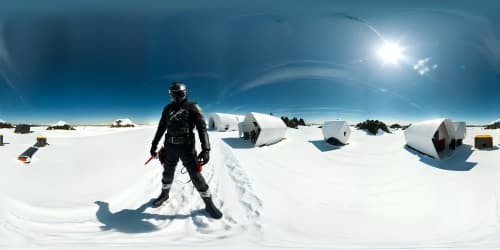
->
xmin=197 ymin=150 xmax=210 ymax=165
xmin=150 ymin=145 xmax=158 ymax=157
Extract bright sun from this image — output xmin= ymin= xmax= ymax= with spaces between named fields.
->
xmin=377 ymin=41 xmax=405 ymax=65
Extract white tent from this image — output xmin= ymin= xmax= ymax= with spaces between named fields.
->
xmin=322 ymin=121 xmax=351 ymax=145
xmin=453 ymin=121 xmax=466 ymax=145
xmin=239 ymin=112 xmax=287 ymax=147
xmin=404 ymin=118 xmax=457 ymax=159
xmin=208 ymin=113 xmax=245 ymax=132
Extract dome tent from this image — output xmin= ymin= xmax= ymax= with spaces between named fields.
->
xmin=453 ymin=121 xmax=466 ymax=145
xmin=208 ymin=113 xmax=245 ymax=132
xmin=404 ymin=118 xmax=457 ymax=159
xmin=322 ymin=121 xmax=351 ymax=145
xmin=239 ymin=112 xmax=287 ymax=147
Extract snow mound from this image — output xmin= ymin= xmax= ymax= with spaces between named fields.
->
xmin=486 ymin=119 xmax=500 ymax=129
xmin=54 ymin=120 xmax=67 ymax=126
xmin=47 ymin=121 xmax=75 ymax=130
xmin=111 ymin=118 xmax=136 ymax=128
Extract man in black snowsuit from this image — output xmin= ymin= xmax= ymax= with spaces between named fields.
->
xmin=150 ymin=81 xmax=222 ymax=219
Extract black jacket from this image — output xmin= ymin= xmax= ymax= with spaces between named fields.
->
xmin=151 ymin=100 xmax=210 ymax=151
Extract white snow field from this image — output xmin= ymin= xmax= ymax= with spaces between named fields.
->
xmin=1 ymin=125 xmax=500 ymax=249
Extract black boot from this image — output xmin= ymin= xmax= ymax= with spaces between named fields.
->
xmin=152 ymin=186 xmax=170 ymax=208
xmin=200 ymin=192 xmax=223 ymax=219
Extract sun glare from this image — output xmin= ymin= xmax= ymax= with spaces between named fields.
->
xmin=377 ymin=41 xmax=404 ymax=65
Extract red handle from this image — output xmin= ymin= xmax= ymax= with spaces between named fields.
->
xmin=144 ymin=155 xmax=155 ymax=165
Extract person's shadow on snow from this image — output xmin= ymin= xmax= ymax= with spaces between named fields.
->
xmin=94 ymin=200 xmax=206 ymax=234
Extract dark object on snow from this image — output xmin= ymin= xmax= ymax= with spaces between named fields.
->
xmin=281 ymin=116 xmax=306 ymax=128
xmin=15 ymin=124 xmax=31 ymax=134
xmin=356 ymin=120 xmax=391 ymax=135
xmin=0 ymin=134 xmax=3 ymax=146
xmin=152 ymin=188 xmax=170 ymax=208
xmin=390 ymin=123 xmax=402 ymax=129
xmin=326 ymin=137 xmax=345 ymax=146
xmin=202 ymin=196 xmax=223 ymax=219
xmin=475 ymin=135 xmax=493 ymax=149
xmin=449 ymin=139 xmax=456 ymax=150
xmin=35 ymin=136 xmax=48 ymax=147
xmin=486 ymin=122 xmax=500 ymax=129
xmin=18 ymin=146 xmax=38 ymax=163
xmin=0 ymin=122 xmax=14 ymax=129
xmin=47 ymin=124 xmax=76 ymax=130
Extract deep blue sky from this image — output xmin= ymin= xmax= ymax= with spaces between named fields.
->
xmin=0 ymin=0 xmax=499 ymax=125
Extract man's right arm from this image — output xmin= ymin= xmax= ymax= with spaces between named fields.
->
xmin=151 ymin=106 xmax=168 ymax=149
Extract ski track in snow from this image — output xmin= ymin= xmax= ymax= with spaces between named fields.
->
xmin=0 ymin=128 xmax=263 ymax=247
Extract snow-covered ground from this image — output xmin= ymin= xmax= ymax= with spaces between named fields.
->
xmin=0 ymin=125 xmax=500 ymax=249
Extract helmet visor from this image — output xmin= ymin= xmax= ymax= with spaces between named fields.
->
xmin=169 ymin=89 xmax=186 ymax=102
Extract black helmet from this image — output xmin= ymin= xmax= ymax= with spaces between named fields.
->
xmin=169 ymin=81 xmax=187 ymax=103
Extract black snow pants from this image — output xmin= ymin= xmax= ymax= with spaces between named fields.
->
xmin=161 ymin=143 xmax=209 ymax=193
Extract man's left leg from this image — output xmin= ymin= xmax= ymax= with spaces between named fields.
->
xmin=180 ymin=146 xmax=222 ymax=219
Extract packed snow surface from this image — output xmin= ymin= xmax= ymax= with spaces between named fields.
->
xmin=1 ymin=126 xmax=500 ymax=249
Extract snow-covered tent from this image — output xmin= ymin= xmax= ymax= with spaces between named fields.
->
xmin=486 ymin=119 xmax=500 ymax=129
xmin=453 ymin=121 xmax=466 ymax=145
xmin=111 ymin=118 xmax=136 ymax=128
xmin=47 ymin=120 xmax=76 ymax=130
xmin=489 ymin=119 xmax=500 ymax=125
xmin=404 ymin=118 xmax=457 ymax=159
xmin=0 ymin=119 xmax=14 ymax=128
xmin=239 ymin=112 xmax=287 ymax=146
xmin=322 ymin=121 xmax=351 ymax=145
xmin=208 ymin=113 xmax=245 ymax=132
xmin=55 ymin=120 xmax=67 ymax=126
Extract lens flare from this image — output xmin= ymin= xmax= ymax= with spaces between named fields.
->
xmin=377 ymin=42 xmax=405 ymax=65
